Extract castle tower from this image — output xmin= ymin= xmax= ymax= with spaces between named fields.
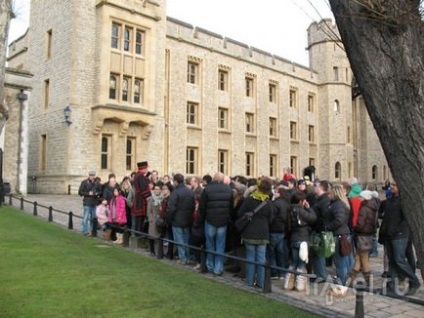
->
xmin=25 ymin=0 xmax=167 ymax=193
xmin=307 ymin=19 xmax=355 ymax=182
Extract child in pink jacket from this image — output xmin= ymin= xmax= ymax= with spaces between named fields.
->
xmin=109 ymin=188 xmax=127 ymax=244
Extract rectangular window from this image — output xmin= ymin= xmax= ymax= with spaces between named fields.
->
xmin=308 ymin=94 xmax=314 ymax=112
xmin=111 ymin=23 xmax=120 ymax=49
xmin=245 ymin=77 xmax=254 ymax=97
xmin=269 ymin=117 xmax=277 ymax=137
xmin=289 ymin=89 xmax=297 ymax=108
xmin=246 ymin=152 xmax=255 ymax=176
xmin=218 ymin=69 xmax=228 ymax=91
xmin=308 ymin=125 xmax=315 ymax=143
xmin=270 ymin=154 xmax=277 ymax=177
xmin=187 ymin=62 xmax=198 ymax=84
xmin=40 ymin=134 xmax=47 ymax=171
xmin=109 ymin=74 xmax=118 ymax=100
xmin=126 ymin=138 xmax=135 ymax=171
xmin=187 ymin=102 xmax=199 ymax=125
xmin=135 ymin=30 xmax=144 ymax=55
xmin=218 ymin=107 xmax=228 ymax=129
xmin=269 ymin=83 xmax=277 ymax=103
xmin=309 ymin=158 xmax=315 ymax=167
xmin=101 ymin=135 xmax=112 ymax=170
xmin=124 ymin=27 xmax=133 ymax=52
xmin=290 ymin=156 xmax=298 ymax=177
xmin=186 ymin=147 xmax=198 ymax=174
xmin=44 ymin=79 xmax=50 ymax=109
xmin=134 ymin=78 xmax=143 ymax=104
xmin=290 ymin=121 xmax=297 ymax=140
xmin=122 ymin=77 xmax=130 ymax=102
xmin=46 ymin=29 xmax=52 ymax=59
xmin=245 ymin=113 xmax=254 ymax=133
xmin=333 ymin=66 xmax=339 ymax=81
xmin=218 ymin=150 xmax=228 ymax=175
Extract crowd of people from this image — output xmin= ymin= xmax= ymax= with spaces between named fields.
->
xmin=78 ymin=163 xmax=422 ymax=296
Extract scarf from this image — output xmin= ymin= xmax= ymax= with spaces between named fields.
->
xmin=250 ymin=190 xmax=269 ymax=202
xmin=151 ymin=192 xmax=163 ymax=206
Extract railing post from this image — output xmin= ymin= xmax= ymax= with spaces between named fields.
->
xmin=200 ymin=246 xmax=207 ymax=273
xmin=33 ymin=201 xmax=38 ymax=216
xmin=122 ymin=229 xmax=130 ymax=247
xmin=48 ymin=206 xmax=53 ymax=222
xmin=263 ymin=261 xmax=272 ymax=293
xmin=68 ymin=212 xmax=73 ymax=230
xmin=157 ymin=237 xmax=164 ymax=259
xmin=355 ymin=283 xmax=365 ymax=318
xmin=91 ymin=217 xmax=98 ymax=237
xmin=20 ymin=197 xmax=24 ymax=210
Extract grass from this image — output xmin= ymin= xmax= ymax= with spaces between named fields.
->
xmin=0 ymin=207 xmax=320 ymax=318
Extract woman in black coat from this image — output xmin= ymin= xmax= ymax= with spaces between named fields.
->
xmin=237 ymin=177 xmax=274 ymax=288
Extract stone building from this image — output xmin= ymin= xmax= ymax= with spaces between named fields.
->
xmin=5 ymin=0 xmax=389 ymax=194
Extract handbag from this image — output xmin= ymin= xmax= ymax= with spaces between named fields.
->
xmin=339 ymin=234 xmax=352 ymax=256
xmin=234 ymin=201 xmax=268 ymax=233
xmin=311 ymin=231 xmax=335 ymax=258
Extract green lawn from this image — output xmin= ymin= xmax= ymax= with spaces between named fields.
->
xmin=0 ymin=207 xmax=319 ymax=318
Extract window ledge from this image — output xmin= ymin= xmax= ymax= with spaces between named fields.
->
xmin=290 ymin=140 xmax=299 ymax=144
xmin=218 ymin=129 xmax=231 ymax=134
xmin=187 ymin=124 xmax=202 ymax=130
xmin=246 ymin=133 xmax=257 ymax=137
xmin=270 ymin=136 xmax=279 ymax=141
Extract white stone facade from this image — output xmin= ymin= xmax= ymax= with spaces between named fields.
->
xmin=5 ymin=1 xmax=390 ymax=194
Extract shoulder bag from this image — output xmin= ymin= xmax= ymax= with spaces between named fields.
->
xmin=235 ymin=201 xmax=268 ymax=233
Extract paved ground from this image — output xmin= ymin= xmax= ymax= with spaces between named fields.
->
xmin=5 ymin=194 xmax=424 ymax=318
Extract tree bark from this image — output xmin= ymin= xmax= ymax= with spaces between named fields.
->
xmin=329 ymin=0 xmax=424 ymax=266
xmin=0 ymin=0 xmax=13 ymax=132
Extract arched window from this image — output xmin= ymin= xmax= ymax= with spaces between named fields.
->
xmin=134 ymin=80 xmax=141 ymax=103
xmin=334 ymin=99 xmax=340 ymax=112
xmin=335 ymin=162 xmax=341 ymax=180
xmin=372 ymin=165 xmax=378 ymax=180
xmin=383 ymin=165 xmax=387 ymax=180
xmin=122 ymin=78 xmax=129 ymax=101
xmin=109 ymin=75 xmax=117 ymax=99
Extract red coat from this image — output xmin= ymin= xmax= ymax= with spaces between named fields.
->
xmin=109 ymin=195 xmax=127 ymax=224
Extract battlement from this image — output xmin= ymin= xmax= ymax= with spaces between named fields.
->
xmin=307 ymin=18 xmax=341 ymax=49
xmin=166 ymin=16 xmax=317 ymax=81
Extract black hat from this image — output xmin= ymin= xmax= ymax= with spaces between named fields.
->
xmin=137 ymin=161 xmax=148 ymax=168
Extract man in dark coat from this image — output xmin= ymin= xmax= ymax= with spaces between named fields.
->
xmin=78 ymin=170 xmax=101 ymax=236
xmin=168 ymin=173 xmax=195 ymax=264
xmin=198 ymin=172 xmax=233 ymax=275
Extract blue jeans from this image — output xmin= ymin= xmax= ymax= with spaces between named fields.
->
xmin=172 ymin=226 xmax=190 ymax=263
xmin=267 ymin=233 xmax=286 ymax=277
xmin=82 ymin=205 xmax=96 ymax=234
xmin=386 ymin=237 xmax=420 ymax=288
xmin=333 ymin=234 xmax=354 ymax=285
xmin=313 ymin=254 xmax=328 ymax=281
xmin=245 ymin=243 xmax=267 ymax=288
xmin=291 ymin=241 xmax=307 ymax=271
xmin=205 ymin=221 xmax=227 ymax=275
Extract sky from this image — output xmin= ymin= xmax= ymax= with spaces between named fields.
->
xmin=8 ymin=0 xmax=333 ymax=66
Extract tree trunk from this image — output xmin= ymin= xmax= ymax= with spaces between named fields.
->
xmin=329 ymin=0 xmax=424 ymax=266
xmin=0 ymin=0 xmax=13 ymax=132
